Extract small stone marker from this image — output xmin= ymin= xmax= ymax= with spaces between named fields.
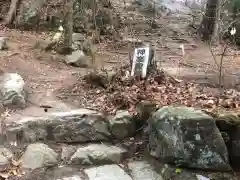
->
xmin=130 ymin=45 xmax=154 ymax=78
xmin=0 ymin=37 xmax=7 ymax=50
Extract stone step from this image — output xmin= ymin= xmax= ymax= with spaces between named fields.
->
xmin=85 ymin=164 xmax=132 ymax=180
xmin=6 ymin=108 xmax=136 ymax=144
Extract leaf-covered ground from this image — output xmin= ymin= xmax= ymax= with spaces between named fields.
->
xmin=58 ymin=66 xmax=240 ymax=115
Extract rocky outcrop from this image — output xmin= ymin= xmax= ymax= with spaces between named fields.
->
xmin=148 ymin=106 xmax=231 ymax=171
xmin=0 ymin=73 xmax=27 ymax=109
xmin=6 ymin=109 xmax=112 ymax=143
xmin=1 ymin=105 xmax=239 ymax=179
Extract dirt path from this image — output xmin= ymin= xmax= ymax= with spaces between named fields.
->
xmin=0 ymin=30 xmax=82 ymax=121
xmin=110 ymin=0 xmax=240 ymax=89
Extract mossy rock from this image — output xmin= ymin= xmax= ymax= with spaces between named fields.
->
xmin=214 ymin=111 xmax=240 ymax=167
xmin=215 ymin=112 xmax=240 ymax=129
xmin=148 ymin=106 xmax=231 ymax=171
xmin=160 ymin=164 xmax=237 ymax=180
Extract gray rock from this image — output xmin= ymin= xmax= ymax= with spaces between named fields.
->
xmin=61 ymin=145 xmax=78 ymax=161
xmin=65 ymin=50 xmax=89 ymax=67
xmin=0 ymin=37 xmax=7 ymax=50
xmin=136 ymin=101 xmax=157 ymax=121
xmin=72 ymin=42 xmax=82 ymax=51
xmin=0 ymin=154 xmax=9 ymax=169
xmin=33 ymin=39 xmax=56 ymax=51
xmin=71 ymin=33 xmax=85 ymax=51
xmin=57 ymin=175 xmax=82 ymax=180
xmin=122 ymin=37 xmax=143 ymax=47
xmin=6 ymin=109 xmax=111 ymax=143
xmin=128 ymin=161 xmax=163 ymax=180
xmin=148 ymin=106 xmax=231 ymax=171
xmin=109 ymin=110 xmax=136 ymax=139
xmin=160 ymin=164 xmax=237 ymax=180
xmin=84 ymin=164 xmax=132 ymax=180
xmin=16 ymin=0 xmax=48 ymax=28
xmin=0 ymin=73 xmax=27 ymax=109
xmin=72 ymin=33 xmax=85 ymax=42
xmin=214 ymin=112 xmax=240 ymax=167
xmin=21 ymin=143 xmax=58 ymax=169
xmin=7 ymin=123 xmax=48 ymax=143
xmin=47 ymin=166 xmax=84 ymax=180
xmin=70 ymin=144 xmax=127 ymax=165
xmin=0 ymin=147 xmax=13 ymax=170
xmin=83 ymin=70 xmax=117 ymax=88
xmin=0 ymin=147 xmax=13 ymax=159
xmin=19 ymin=166 xmax=84 ymax=180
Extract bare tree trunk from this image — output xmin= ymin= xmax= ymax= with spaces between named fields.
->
xmin=212 ymin=0 xmax=222 ymax=44
xmin=63 ymin=0 xmax=73 ymax=49
xmin=5 ymin=0 xmax=20 ymax=25
xmin=91 ymin=0 xmax=97 ymax=69
xmin=199 ymin=0 xmax=219 ymax=41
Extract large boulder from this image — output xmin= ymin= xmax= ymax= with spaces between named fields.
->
xmin=0 ymin=73 xmax=27 ymax=109
xmin=20 ymin=143 xmax=58 ymax=169
xmin=214 ymin=112 xmax=240 ymax=167
xmin=6 ymin=109 xmax=112 ymax=143
xmin=148 ymin=106 xmax=231 ymax=171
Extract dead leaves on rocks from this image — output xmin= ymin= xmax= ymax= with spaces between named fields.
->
xmin=61 ymin=66 xmax=240 ymax=115
xmin=0 ymin=158 xmax=24 ymax=180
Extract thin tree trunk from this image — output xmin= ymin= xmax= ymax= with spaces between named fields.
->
xmin=199 ymin=0 xmax=219 ymax=41
xmin=212 ymin=0 xmax=222 ymax=44
xmin=5 ymin=0 xmax=20 ymax=25
xmin=91 ymin=0 xmax=97 ymax=69
xmin=63 ymin=0 xmax=73 ymax=48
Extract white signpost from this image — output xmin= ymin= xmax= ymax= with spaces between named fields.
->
xmin=131 ymin=47 xmax=152 ymax=78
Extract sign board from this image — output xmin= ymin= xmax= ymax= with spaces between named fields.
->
xmin=131 ymin=47 xmax=152 ymax=78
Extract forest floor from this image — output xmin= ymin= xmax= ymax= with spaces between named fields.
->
xmin=0 ymin=0 xmax=240 ymax=120
xmin=0 ymin=0 xmax=240 ymax=179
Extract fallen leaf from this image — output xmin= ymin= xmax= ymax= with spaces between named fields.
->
xmin=0 ymin=172 xmax=9 ymax=179
xmin=175 ymin=168 xmax=182 ymax=174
